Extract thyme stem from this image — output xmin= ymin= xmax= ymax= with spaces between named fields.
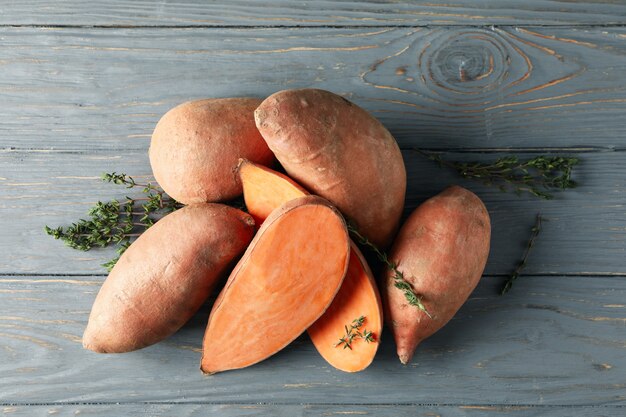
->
xmin=415 ymin=150 xmax=578 ymax=200
xmin=45 ymin=172 xmax=183 ymax=271
xmin=347 ymin=225 xmax=432 ymax=319
xmin=501 ymin=213 xmax=543 ymax=295
xmin=335 ymin=316 xmax=376 ymax=350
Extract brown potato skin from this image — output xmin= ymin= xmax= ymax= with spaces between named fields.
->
xmin=254 ymin=89 xmax=406 ymax=249
xmin=384 ymin=186 xmax=491 ymax=364
xmin=150 ymin=98 xmax=275 ymax=204
xmin=83 ymin=204 xmax=255 ymax=353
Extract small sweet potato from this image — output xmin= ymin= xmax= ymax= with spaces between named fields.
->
xmin=83 ymin=204 xmax=255 ymax=353
xmin=149 ymin=98 xmax=275 ymax=204
xmin=201 ymin=195 xmax=350 ymax=374
xmin=254 ymin=88 xmax=406 ymax=248
xmin=238 ymin=159 xmax=383 ymax=372
xmin=384 ymin=186 xmax=491 ymax=364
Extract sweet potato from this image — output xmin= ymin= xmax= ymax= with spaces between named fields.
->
xmin=384 ymin=186 xmax=491 ymax=364
xmin=83 ymin=204 xmax=255 ymax=353
xmin=308 ymin=243 xmax=383 ymax=372
xmin=254 ymin=88 xmax=406 ymax=248
xmin=238 ymin=159 xmax=383 ymax=372
xmin=238 ymin=158 xmax=309 ymax=225
xmin=201 ymin=196 xmax=350 ymax=374
xmin=149 ymin=98 xmax=275 ymax=204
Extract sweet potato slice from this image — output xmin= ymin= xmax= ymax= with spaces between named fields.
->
xmin=238 ymin=158 xmax=308 ymax=225
xmin=201 ymin=195 xmax=350 ymax=374
xmin=384 ymin=186 xmax=491 ymax=364
xmin=238 ymin=160 xmax=383 ymax=372
xmin=308 ymin=243 xmax=383 ymax=372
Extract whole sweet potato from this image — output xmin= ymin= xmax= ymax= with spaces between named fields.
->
xmin=150 ymin=98 xmax=275 ymax=204
xmin=384 ymin=186 xmax=491 ymax=364
xmin=254 ymin=88 xmax=406 ymax=248
xmin=83 ymin=204 xmax=255 ymax=353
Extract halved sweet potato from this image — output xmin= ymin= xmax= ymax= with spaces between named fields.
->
xmin=238 ymin=159 xmax=383 ymax=372
xmin=238 ymin=158 xmax=309 ymax=225
xmin=308 ymin=243 xmax=382 ymax=372
xmin=201 ymin=195 xmax=350 ymax=374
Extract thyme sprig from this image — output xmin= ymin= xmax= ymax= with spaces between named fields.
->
xmin=44 ymin=172 xmax=183 ymax=271
xmin=348 ymin=225 xmax=432 ymax=319
xmin=416 ymin=150 xmax=578 ymax=200
xmin=501 ymin=213 xmax=543 ymax=295
xmin=335 ymin=316 xmax=375 ymax=350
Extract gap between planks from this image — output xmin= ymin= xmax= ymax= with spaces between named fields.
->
xmin=1 ymin=401 xmax=625 ymax=408
xmin=2 ymin=24 xmax=626 ymax=29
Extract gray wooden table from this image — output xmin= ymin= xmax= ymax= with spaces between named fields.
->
xmin=1 ymin=2 xmax=625 ymax=416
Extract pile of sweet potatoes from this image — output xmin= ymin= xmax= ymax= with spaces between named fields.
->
xmin=82 ymin=89 xmax=491 ymax=373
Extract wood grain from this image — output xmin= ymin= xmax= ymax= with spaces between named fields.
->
xmin=1 ymin=149 xmax=623 ymax=276
xmin=2 ymin=27 xmax=626 ymax=151
xmin=0 ymin=274 xmax=624 ymax=405
xmin=1 ymin=1 xmax=626 ymax=26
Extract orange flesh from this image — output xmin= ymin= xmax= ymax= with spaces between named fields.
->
xmin=238 ymin=158 xmax=309 ymax=225
xmin=239 ymin=161 xmax=383 ymax=372
xmin=201 ymin=196 xmax=349 ymax=374
xmin=307 ymin=244 xmax=383 ymax=372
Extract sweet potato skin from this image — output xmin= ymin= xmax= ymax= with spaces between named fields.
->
xmin=83 ymin=204 xmax=255 ymax=353
xmin=150 ymin=98 xmax=275 ymax=204
xmin=254 ymin=88 xmax=406 ymax=248
xmin=201 ymin=195 xmax=350 ymax=374
xmin=384 ymin=186 xmax=491 ymax=364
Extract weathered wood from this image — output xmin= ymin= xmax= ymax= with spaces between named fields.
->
xmin=2 ymin=27 xmax=626 ymax=151
xmin=2 ymin=404 xmax=624 ymax=417
xmin=1 ymin=1 xmax=626 ymax=26
xmin=1 ymin=149 xmax=622 ymax=276
xmin=0 ymin=274 xmax=624 ymax=405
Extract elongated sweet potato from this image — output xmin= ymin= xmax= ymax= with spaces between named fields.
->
xmin=201 ymin=196 xmax=350 ymax=374
xmin=149 ymin=98 xmax=275 ymax=204
xmin=384 ymin=186 xmax=490 ymax=364
xmin=308 ymin=243 xmax=383 ymax=372
xmin=238 ymin=159 xmax=383 ymax=372
xmin=83 ymin=204 xmax=255 ymax=353
xmin=254 ymin=88 xmax=406 ymax=248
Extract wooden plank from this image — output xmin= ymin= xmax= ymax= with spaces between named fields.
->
xmin=1 ymin=149 xmax=623 ymax=276
xmin=2 ymin=404 xmax=624 ymax=417
xmin=0 ymin=274 xmax=624 ymax=405
xmin=1 ymin=1 xmax=626 ymax=26
xmin=2 ymin=27 xmax=626 ymax=151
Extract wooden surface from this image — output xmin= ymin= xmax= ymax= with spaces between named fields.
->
xmin=1 ymin=2 xmax=625 ymax=416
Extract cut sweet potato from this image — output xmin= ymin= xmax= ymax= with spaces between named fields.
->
xmin=238 ymin=158 xmax=308 ymax=225
xmin=238 ymin=160 xmax=383 ymax=372
xmin=201 ymin=195 xmax=350 ymax=374
xmin=308 ymin=243 xmax=383 ymax=372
